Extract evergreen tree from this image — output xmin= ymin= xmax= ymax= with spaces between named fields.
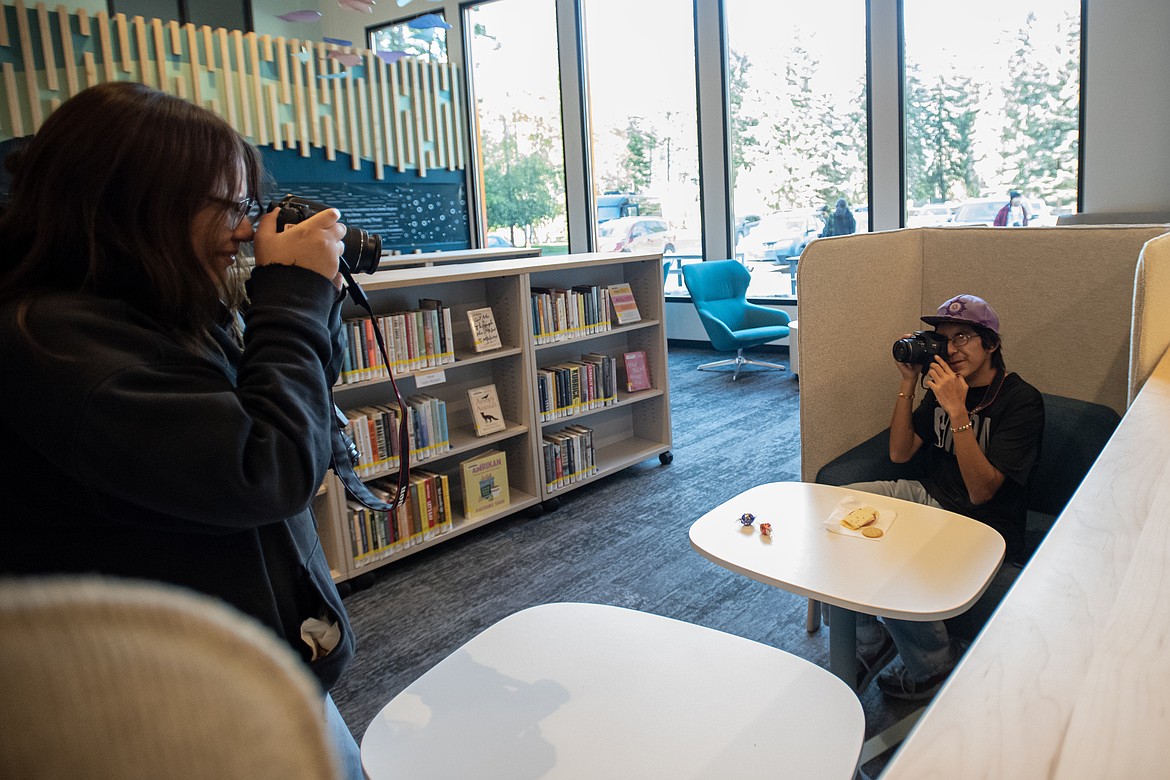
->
xmin=728 ymin=49 xmax=760 ymax=185
xmin=998 ymin=11 xmax=1080 ymax=206
xmin=766 ymin=44 xmax=827 ymax=211
xmin=905 ymin=65 xmax=983 ymax=202
xmin=618 ymin=117 xmax=659 ymax=193
xmin=813 ymin=76 xmax=868 ymax=210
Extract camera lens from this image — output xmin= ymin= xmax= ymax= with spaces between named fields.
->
xmin=892 ymin=337 xmax=919 ymax=364
xmin=342 ymin=228 xmax=383 ymax=275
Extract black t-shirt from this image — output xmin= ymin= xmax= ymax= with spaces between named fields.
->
xmin=912 ymin=371 xmax=1044 ymax=562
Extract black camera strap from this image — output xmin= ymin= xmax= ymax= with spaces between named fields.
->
xmin=329 ymin=263 xmax=410 ymax=512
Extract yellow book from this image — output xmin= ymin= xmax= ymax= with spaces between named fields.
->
xmin=409 ymin=474 xmax=429 ymax=542
xmin=460 ymin=450 xmax=510 ymax=520
xmin=439 ymin=473 xmax=453 ymax=533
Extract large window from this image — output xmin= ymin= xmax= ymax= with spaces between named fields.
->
xmin=724 ymin=0 xmax=869 ymax=299
xmin=903 ymin=1 xmax=1081 ymax=227
xmin=378 ymin=1 xmax=1084 ymax=301
xmin=583 ymin=0 xmax=701 ymax=294
xmin=464 ymin=0 xmax=569 ymax=253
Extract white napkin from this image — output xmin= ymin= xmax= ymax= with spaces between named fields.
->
xmin=823 ymin=495 xmax=897 ymax=540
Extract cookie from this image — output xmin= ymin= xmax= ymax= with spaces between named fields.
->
xmin=840 ymin=505 xmax=879 ymax=530
xmin=861 ymin=527 xmax=884 ymax=539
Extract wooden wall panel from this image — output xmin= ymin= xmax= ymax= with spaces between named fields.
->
xmin=0 ymin=3 xmax=466 ymax=178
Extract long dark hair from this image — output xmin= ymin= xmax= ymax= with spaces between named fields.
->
xmin=0 ymin=82 xmax=261 ymax=346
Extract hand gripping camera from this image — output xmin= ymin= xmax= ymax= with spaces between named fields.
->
xmin=891 ymin=330 xmax=949 ymax=370
xmin=274 ymin=194 xmax=383 ymax=278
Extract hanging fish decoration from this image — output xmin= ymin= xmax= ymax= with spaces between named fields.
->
xmin=277 ymin=10 xmax=322 ymax=22
xmin=408 ymin=13 xmax=451 ymax=30
xmin=376 ymin=50 xmax=409 ymax=65
xmin=327 ymin=51 xmax=364 ymax=67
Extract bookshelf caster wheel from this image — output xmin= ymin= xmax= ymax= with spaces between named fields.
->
xmin=526 ymin=504 xmax=545 ymax=519
xmin=542 ymin=497 xmax=561 ymax=512
xmin=659 ymin=451 xmax=674 ymax=465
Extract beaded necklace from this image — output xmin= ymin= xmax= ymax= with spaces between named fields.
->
xmin=969 ymin=368 xmax=1008 ymax=415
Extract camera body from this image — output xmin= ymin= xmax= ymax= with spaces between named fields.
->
xmin=274 ymin=194 xmax=383 ymax=275
xmin=892 ymin=330 xmax=949 ymax=370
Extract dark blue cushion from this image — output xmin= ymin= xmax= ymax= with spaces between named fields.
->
xmin=1028 ymin=394 xmax=1120 ymax=516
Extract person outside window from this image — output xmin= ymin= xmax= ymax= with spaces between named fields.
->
xmin=821 ymin=198 xmax=857 ymax=237
xmin=994 ymin=190 xmax=1031 ymax=226
xmin=0 ymin=83 xmax=364 ymax=778
xmin=847 ymin=294 xmax=1045 ymax=701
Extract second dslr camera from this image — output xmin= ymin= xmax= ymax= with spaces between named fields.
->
xmin=892 ymin=330 xmax=949 ymax=370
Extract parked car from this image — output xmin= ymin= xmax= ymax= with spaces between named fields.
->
xmin=596 ymin=216 xmax=676 ymax=255
xmin=735 ymin=215 xmax=762 ymax=242
xmin=486 ymin=232 xmax=514 ymax=248
xmin=950 ymin=196 xmax=1055 ymax=227
xmin=734 ymin=210 xmax=821 ymax=262
xmin=906 ymin=203 xmax=955 ymax=227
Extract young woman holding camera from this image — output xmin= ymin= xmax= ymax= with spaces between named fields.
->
xmin=0 ymin=82 xmax=364 ymax=778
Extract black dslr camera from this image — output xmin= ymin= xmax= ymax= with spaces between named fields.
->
xmin=892 ymin=330 xmax=949 ymax=370
xmin=274 ymin=194 xmax=383 ymax=276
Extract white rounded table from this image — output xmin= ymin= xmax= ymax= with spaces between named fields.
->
xmin=688 ymin=482 xmax=1006 ymax=686
xmin=361 ymin=602 xmax=864 ymax=779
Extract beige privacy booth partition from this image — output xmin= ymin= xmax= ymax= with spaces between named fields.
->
xmin=1129 ymin=231 xmax=1170 ymax=404
xmin=797 ymin=225 xmax=1169 ymax=482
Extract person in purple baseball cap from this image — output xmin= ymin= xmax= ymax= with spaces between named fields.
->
xmin=847 ymin=293 xmax=1044 ymax=703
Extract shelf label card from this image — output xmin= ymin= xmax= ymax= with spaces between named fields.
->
xmin=415 ymin=369 xmax=447 ymax=388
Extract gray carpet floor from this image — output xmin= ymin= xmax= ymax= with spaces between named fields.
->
xmin=332 ymin=344 xmax=918 ymax=777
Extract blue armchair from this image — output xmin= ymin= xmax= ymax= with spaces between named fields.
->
xmin=682 ymin=259 xmax=791 ymax=380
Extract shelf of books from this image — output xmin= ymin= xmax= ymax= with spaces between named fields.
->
xmin=528 ymin=254 xmax=673 ymax=501
xmin=313 ymin=252 xmax=672 ymax=583
xmin=324 ymin=269 xmax=540 ymax=581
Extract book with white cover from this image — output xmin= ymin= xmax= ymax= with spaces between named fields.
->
xmin=467 ymin=306 xmax=503 ymax=352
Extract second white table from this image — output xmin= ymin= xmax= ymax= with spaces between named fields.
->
xmin=689 ymin=482 xmax=1006 ymax=686
xmin=361 ymin=602 xmax=864 ymax=779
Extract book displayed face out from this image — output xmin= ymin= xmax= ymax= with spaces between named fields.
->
xmin=460 ymin=450 xmax=510 ymax=519
xmin=468 ymin=384 xmax=507 ymax=436
xmin=607 ymin=282 xmax=642 ymax=325
xmin=621 ymin=350 xmax=652 ymax=392
xmin=467 ymin=307 xmax=503 ymax=352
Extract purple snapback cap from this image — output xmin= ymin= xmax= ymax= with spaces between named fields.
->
xmin=920 ymin=294 xmax=1000 ymax=334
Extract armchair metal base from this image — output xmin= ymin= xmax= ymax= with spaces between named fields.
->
xmin=697 ymin=349 xmax=787 ymax=380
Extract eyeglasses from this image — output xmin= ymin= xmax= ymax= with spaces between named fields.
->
xmin=209 ymin=196 xmax=263 ymax=230
xmin=944 ymin=332 xmax=976 ymax=348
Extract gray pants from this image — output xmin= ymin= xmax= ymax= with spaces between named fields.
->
xmin=845 ymin=479 xmax=1018 ymax=680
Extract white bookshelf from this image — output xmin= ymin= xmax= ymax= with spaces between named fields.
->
xmin=317 ymin=252 xmax=673 ymax=583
